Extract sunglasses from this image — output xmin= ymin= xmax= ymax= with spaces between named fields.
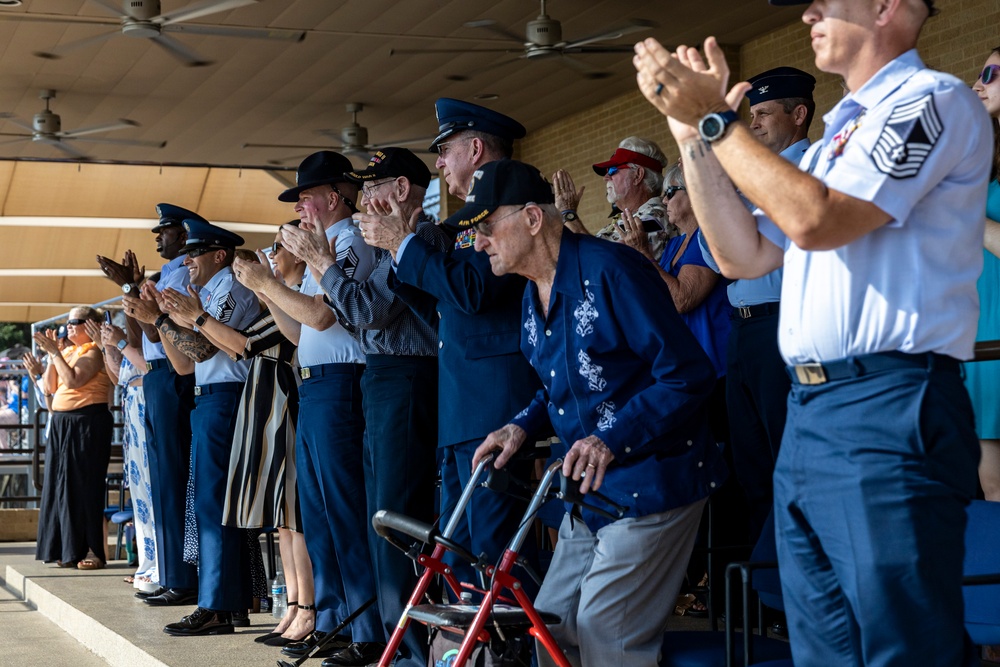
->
xmin=186 ymin=247 xmax=219 ymax=259
xmin=270 ymin=242 xmax=283 ymax=254
xmin=66 ymin=318 xmax=86 ymax=325
xmin=981 ymin=64 xmax=1000 ymax=85
xmin=605 ymin=165 xmax=633 ymax=177
xmin=474 ymin=204 xmax=529 ymax=238
xmin=664 ymin=185 xmax=686 ymax=201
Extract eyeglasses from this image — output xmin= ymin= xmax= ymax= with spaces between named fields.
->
xmin=606 ymin=165 xmax=633 ymax=177
xmin=361 ymin=178 xmax=395 ymax=198
xmin=980 ymin=64 xmax=1000 ymax=85
xmin=270 ymin=242 xmax=283 ymax=255
xmin=66 ymin=318 xmax=86 ymax=326
xmin=664 ymin=185 xmax=686 ymax=201
xmin=474 ymin=204 xmax=529 ymax=237
xmin=436 ymin=138 xmax=470 ymax=158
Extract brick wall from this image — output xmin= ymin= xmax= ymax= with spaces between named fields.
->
xmin=516 ymin=0 xmax=1000 ymax=230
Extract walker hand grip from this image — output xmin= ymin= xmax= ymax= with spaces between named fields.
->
xmin=372 ymin=510 xmax=435 ymax=544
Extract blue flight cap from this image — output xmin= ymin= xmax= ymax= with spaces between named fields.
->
xmin=153 ymin=203 xmax=206 ymax=233
xmin=745 ymin=67 xmax=816 ymax=106
xmin=180 ymin=218 xmax=244 ymax=254
xmin=429 ymin=98 xmax=526 ymax=153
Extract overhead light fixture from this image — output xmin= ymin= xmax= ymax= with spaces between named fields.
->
xmin=474 ymin=93 xmax=500 ymax=101
xmin=0 ymin=1 xmax=24 ymax=6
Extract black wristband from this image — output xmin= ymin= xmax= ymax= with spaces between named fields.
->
xmin=154 ymin=313 xmax=169 ymax=329
xmin=195 ymin=312 xmax=209 ymax=327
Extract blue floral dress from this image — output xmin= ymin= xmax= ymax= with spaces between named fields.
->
xmin=119 ymin=357 xmax=158 ymax=591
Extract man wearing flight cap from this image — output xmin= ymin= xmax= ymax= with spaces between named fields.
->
xmin=357 ymin=100 xmax=542 ymax=614
xmin=99 ymin=204 xmax=199 ymax=602
xmin=634 ymin=0 xmax=989 ymax=663
xmin=236 ymin=151 xmax=382 ymax=663
xmin=464 ymin=159 xmax=723 ymax=667
xmin=131 ymin=217 xmax=260 ymax=634
xmin=276 ymin=146 xmax=445 ymax=666
xmin=697 ymin=65 xmax=815 ymax=546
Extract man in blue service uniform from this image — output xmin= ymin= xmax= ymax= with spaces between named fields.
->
xmin=357 ymin=99 xmax=541 ymax=596
xmin=466 ymin=159 xmax=724 ymax=667
xmin=137 ymin=218 xmax=260 ymax=634
xmin=236 ymin=151 xmax=382 ymax=665
xmin=698 ymin=67 xmax=815 ymax=544
xmin=634 ymin=0 xmax=991 ymax=664
xmin=277 ymin=147 xmax=445 ymax=667
xmin=109 ymin=204 xmax=199 ymax=604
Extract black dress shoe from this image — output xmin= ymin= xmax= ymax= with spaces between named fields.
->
xmin=253 ymin=631 xmax=284 ymax=644
xmin=163 ymin=607 xmax=235 ymax=636
xmin=282 ymin=632 xmax=352 ymax=659
xmin=232 ymin=609 xmax=250 ymax=627
xmin=135 ymin=586 xmax=166 ymax=600
xmin=144 ymin=588 xmax=198 ymax=606
xmin=321 ymin=642 xmax=387 ymax=667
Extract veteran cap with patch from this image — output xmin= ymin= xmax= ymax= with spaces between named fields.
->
xmin=180 ymin=218 xmax=244 ymax=254
xmin=443 ymin=159 xmax=554 ymax=230
xmin=746 ymin=67 xmax=816 ymax=106
xmin=429 ymin=98 xmax=526 ymax=153
xmin=153 ymin=203 xmax=206 ymax=233
xmin=345 ymin=147 xmax=432 ymax=188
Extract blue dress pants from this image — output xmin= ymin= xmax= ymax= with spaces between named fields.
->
xmin=774 ymin=361 xmax=979 ymax=667
xmin=296 ymin=364 xmax=381 ymax=640
xmin=143 ymin=364 xmax=198 ymax=590
xmin=191 ymin=383 xmax=247 ymax=611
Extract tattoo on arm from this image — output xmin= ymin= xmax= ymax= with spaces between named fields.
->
xmin=158 ymin=319 xmax=218 ymax=362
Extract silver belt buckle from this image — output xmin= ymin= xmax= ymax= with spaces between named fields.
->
xmin=738 ymin=306 xmax=752 ymax=319
xmin=794 ymin=363 xmax=827 ymax=385
xmin=146 ymin=362 xmax=153 ymax=371
xmin=300 ymin=367 xmax=312 ymax=380
xmin=193 ymin=386 xmax=203 ymax=396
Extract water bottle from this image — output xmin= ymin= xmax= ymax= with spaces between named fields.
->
xmin=271 ymin=569 xmax=287 ymax=619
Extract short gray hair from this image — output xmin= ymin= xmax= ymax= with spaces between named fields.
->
xmin=618 ymin=136 xmax=667 ymax=195
xmin=663 ymin=163 xmax=684 ymax=190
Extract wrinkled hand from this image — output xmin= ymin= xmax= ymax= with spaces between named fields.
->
xmin=617 ymin=208 xmax=654 ymax=259
xmin=22 ymin=353 xmax=43 ymax=376
xmin=123 ymin=284 xmax=164 ymax=325
xmin=563 ymin=434 xmax=615 ymax=494
xmin=83 ymin=320 xmax=104 ymax=350
xmin=633 ymin=37 xmax=750 ymax=143
xmin=281 ymin=222 xmax=333 ymax=268
xmin=552 ymin=169 xmax=585 ymax=213
xmin=233 ymin=256 xmax=277 ymax=292
xmin=32 ymin=330 xmax=60 ymax=356
xmin=96 ymin=250 xmax=144 ymax=287
xmin=356 ymin=199 xmax=421 ymax=255
xmin=472 ymin=423 xmax=528 ymax=471
xmin=101 ymin=323 xmax=126 ymax=349
xmin=161 ymin=286 xmax=204 ymax=323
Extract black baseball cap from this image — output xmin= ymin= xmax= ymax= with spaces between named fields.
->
xmin=345 ymin=147 xmax=432 ymax=189
xmin=443 ymin=159 xmax=554 ymax=230
xmin=768 ymin=0 xmax=936 ymax=14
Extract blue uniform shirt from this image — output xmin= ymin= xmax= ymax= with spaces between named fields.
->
xmin=756 ymin=50 xmax=991 ymax=364
xmin=510 ymin=232 xmax=726 ymax=529
xmin=143 ymin=255 xmax=190 ymax=362
xmin=193 ymin=266 xmax=259 ymax=385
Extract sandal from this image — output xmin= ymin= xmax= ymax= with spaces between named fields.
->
xmin=123 ymin=575 xmax=135 ymax=584
xmin=77 ymin=557 xmax=105 ymax=571
xmin=55 ymin=560 xmax=78 ymax=568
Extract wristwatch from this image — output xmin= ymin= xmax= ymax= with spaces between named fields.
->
xmin=195 ymin=312 xmax=210 ymax=327
xmin=122 ymin=283 xmax=138 ymax=294
xmin=561 ymin=210 xmax=579 ymax=223
xmin=116 ymin=339 xmax=128 ymax=352
xmin=698 ymin=110 xmax=739 ymax=143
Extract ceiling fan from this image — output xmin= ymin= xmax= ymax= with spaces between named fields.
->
xmin=0 ymin=0 xmax=305 ymax=67
xmin=0 ymin=89 xmax=166 ymax=159
xmin=390 ymin=0 xmax=656 ymax=80
xmin=242 ymin=103 xmax=437 ymax=166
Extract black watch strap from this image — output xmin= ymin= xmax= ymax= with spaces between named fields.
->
xmin=195 ymin=312 xmax=209 ymax=327
xmin=154 ymin=313 xmax=169 ymax=329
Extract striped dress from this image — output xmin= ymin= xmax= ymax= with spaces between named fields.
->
xmin=222 ymin=309 xmax=301 ymax=531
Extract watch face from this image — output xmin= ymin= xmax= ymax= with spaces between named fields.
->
xmin=702 ymin=116 xmax=722 ymax=139
xmin=563 ymin=212 xmax=578 ymax=222
xmin=122 ymin=283 xmax=133 ymax=294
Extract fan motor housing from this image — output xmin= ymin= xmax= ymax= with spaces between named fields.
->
xmin=342 ymin=124 xmax=368 ymax=148
xmin=33 ymin=110 xmax=60 ymax=134
xmin=525 ymin=17 xmax=561 ymax=47
xmin=124 ymin=0 xmax=161 ymax=21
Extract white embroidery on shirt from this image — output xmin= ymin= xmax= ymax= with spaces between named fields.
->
xmin=574 ymin=289 xmax=598 ymax=337
xmin=524 ymin=306 xmax=538 ymax=347
xmin=338 ymin=245 xmax=361 ymax=278
xmin=871 ymin=93 xmax=942 ymax=179
xmin=577 ymin=349 xmax=607 ymax=392
xmin=515 ymin=406 xmax=530 ymax=419
xmin=214 ymin=292 xmax=236 ymax=324
xmin=596 ymin=401 xmax=616 ymax=431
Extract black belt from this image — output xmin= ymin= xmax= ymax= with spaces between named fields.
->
xmin=787 ymin=351 xmax=960 ymax=386
xmin=146 ymin=358 xmax=171 ymax=372
xmin=732 ymin=303 xmax=779 ymax=320
xmin=299 ymin=362 xmax=363 ymax=381
xmin=194 ymin=382 xmax=243 ymax=396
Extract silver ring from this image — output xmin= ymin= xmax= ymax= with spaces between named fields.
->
xmin=655 ymin=82 xmax=664 ymax=96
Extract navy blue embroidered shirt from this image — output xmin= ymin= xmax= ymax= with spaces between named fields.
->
xmin=509 ymin=232 xmax=727 ymax=528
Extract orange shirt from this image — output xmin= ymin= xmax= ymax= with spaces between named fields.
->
xmin=51 ymin=342 xmax=112 ymax=412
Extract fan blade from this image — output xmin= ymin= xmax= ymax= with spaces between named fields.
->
xmin=556 ymin=54 xmax=614 ymax=80
xmin=390 ymin=47 xmax=516 ymax=56
xmin=156 ymin=0 xmax=258 ymax=26
xmin=90 ymin=0 xmax=126 ymax=17
xmin=59 ymin=119 xmax=139 ymax=138
xmin=367 ymin=135 xmax=439 ymax=150
xmin=242 ymin=142 xmax=343 ymax=151
xmin=33 ymin=29 xmax=119 ymax=60
xmin=0 ymin=137 xmax=30 ymax=146
xmin=163 ymin=23 xmax=305 ymax=42
xmin=0 ymin=12 xmax=117 ymax=27
xmin=69 ymin=136 xmax=167 ymax=148
xmin=0 ymin=114 xmax=35 ymax=132
xmin=562 ymin=18 xmax=656 ymax=50
xmin=38 ymin=138 xmax=90 ymax=159
xmin=464 ymin=19 xmax=524 ymax=44
xmin=267 ymin=153 xmax=313 ymax=166
xmin=562 ymin=44 xmax=643 ymax=54
xmin=151 ymin=34 xmax=213 ymax=67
